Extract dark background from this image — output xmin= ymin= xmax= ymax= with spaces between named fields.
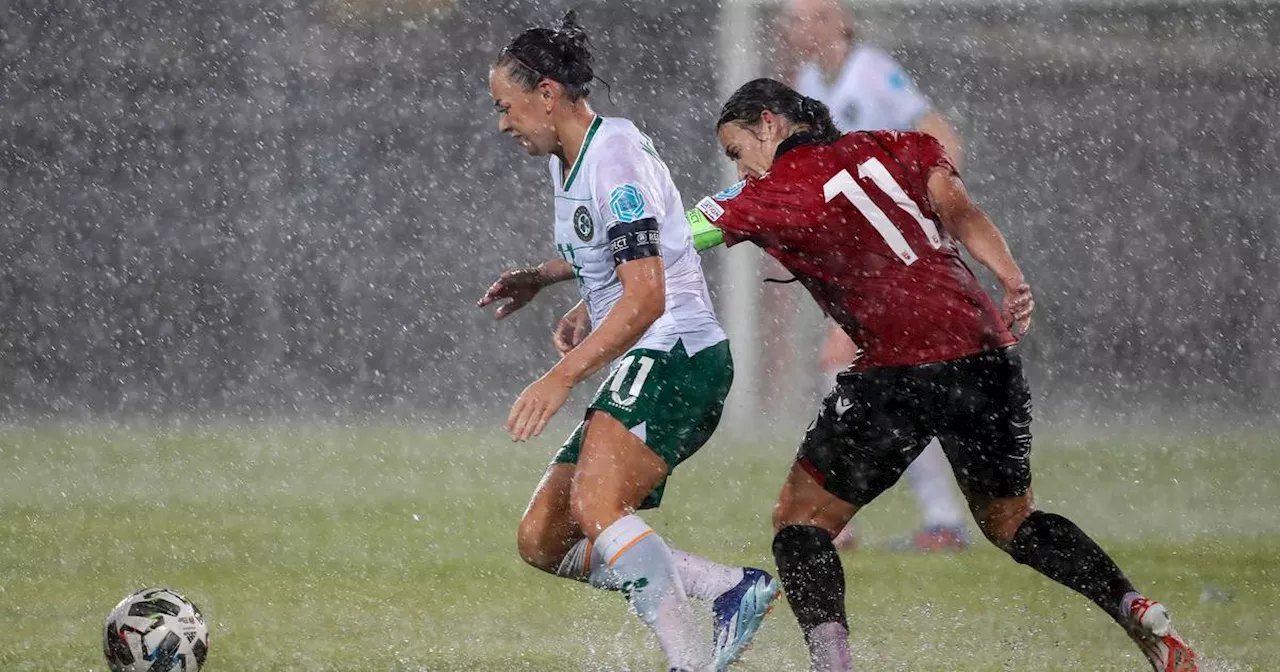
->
xmin=2 ymin=0 xmax=1276 ymax=426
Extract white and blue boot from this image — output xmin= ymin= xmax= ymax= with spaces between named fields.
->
xmin=710 ymin=567 xmax=781 ymax=670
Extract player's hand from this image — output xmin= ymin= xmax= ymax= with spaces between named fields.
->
xmin=477 ymin=267 xmax=547 ymax=320
xmin=552 ymin=302 xmax=591 ymax=357
xmin=1002 ymin=281 xmax=1034 ymax=337
xmin=507 ymin=372 xmax=573 ymax=442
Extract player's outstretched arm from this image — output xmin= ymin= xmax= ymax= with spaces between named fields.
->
xmin=685 ymin=208 xmax=725 ymax=251
xmin=927 ymin=169 xmax=1034 ymax=336
xmin=477 ymin=258 xmax=576 ymax=320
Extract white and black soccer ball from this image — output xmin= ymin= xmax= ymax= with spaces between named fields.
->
xmin=103 ymin=587 xmax=210 ymax=672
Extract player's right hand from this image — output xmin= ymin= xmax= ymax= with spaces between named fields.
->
xmin=478 ymin=267 xmax=546 ymax=320
xmin=552 ymin=302 xmax=591 ymax=357
xmin=1002 ymin=282 xmax=1034 ymax=337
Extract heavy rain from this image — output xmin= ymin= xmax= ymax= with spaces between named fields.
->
xmin=1 ymin=0 xmax=1276 ymax=670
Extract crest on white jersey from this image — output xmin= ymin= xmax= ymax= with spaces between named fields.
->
xmin=573 ymin=206 xmax=593 ymax=241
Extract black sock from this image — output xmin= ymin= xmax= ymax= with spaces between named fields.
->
xmin=1008 ymin=511 xmax=1137 ymax=624
xmin=773 ymin=525 xmax=848 ymax=640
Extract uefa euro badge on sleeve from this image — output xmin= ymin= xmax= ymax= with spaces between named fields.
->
xmin=713 ymin=180 xmax=746 ymax=201
xmin=609 ymin=184 xmax=647 ymax=222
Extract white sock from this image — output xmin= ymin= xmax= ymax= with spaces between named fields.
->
xmin=557 ymin=538 xmax=743 ymax=602
xmin=595 ymin=515 xmax=709 ymax=670
xmin=808 ymin=621 xmax=854 ymax=672
xmin=670 ymin=548 xmax=744 ymax=602
xmin=555 ymin=538 xmax=620 ymax=589
xmin=906 ymin=440 xmax=965 ymax=528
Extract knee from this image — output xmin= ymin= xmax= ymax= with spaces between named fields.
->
xmin=772 ymin=497 xmax=814 ymax=535
xmin=772 ymin=493 xmax=848 ymax=539
xmin=771 ymin=500 xmax=789 ymax=533
xmin=516 ymin=513 xmax=559 ymax=572
xmin=569 ymin=490 xmax=624 ymax=539
xmin=973 ymin=496 xmax=1036 ymax=551
xmin=772 ymin=499 xmax=814 ymax=534
xmin=978 ymin=519 xmax=1018 ymax=551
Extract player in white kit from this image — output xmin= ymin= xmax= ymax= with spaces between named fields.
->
xmin=479 ymin=12 xmax=778 ymax=671
xmin=783 ymin=0 xmax=971 ymax=552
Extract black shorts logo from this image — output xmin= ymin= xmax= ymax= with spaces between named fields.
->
xmin=573 ymin=206 xmax=594 ymax=242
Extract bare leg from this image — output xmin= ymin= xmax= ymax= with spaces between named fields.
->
xmin=571 ymin=411 xmax=708 ymax=671
xmin=772 ymin=462 xmax=859 ymax=672
xmin=517 ymin=464 xmax=581 ymax=573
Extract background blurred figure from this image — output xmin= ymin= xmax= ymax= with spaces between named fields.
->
xmin=0 ymin=0 xmax=1274 ymax=425
xmin=782 ymin=0 xmax=970 ymax=552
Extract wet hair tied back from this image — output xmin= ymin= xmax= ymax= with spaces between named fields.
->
xmin=717 ymin=78 xmax=842 ymax=145
xmin=498 ymin=10 xmax=595 ymax=101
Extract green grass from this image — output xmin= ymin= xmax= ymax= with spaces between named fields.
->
xmin=0 ymin=423 xmax=1276 ymax=671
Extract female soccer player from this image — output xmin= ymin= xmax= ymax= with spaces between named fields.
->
xmin=686 ymin=78 xmax=1198 ymax=672
xmin=477 ymin=13 xmax=777 ymax=671
xmin=784 ymin=0 xmax=971 ymax=553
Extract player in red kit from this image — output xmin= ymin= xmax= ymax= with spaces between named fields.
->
xmin=685 ymin=78 xmax=1198 ymax=672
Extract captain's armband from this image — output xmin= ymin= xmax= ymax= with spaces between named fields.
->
xmin=607 ymin=217 xmax=661 ymax=265
xmin=685 ymin=205 xmax=725 ymax=251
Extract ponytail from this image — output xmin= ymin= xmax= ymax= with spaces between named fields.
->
xmin=795 ymin=96 xmax=841 ymax=144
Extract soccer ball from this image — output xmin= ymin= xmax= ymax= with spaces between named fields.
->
xmin=103 ymin=587 xmax=210 ymax=672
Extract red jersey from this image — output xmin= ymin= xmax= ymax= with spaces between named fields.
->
xmin=697 ymin=130 xmax=1015 ymax=369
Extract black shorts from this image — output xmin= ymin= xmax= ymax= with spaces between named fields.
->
xmin=797 ymin=347 xmax=1033 ymax=506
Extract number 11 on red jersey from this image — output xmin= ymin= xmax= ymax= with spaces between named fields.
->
xmin=823 ymin=158 xmax=942 ymax=265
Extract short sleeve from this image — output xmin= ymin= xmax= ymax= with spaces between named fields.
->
xmin=867 ymin=49 xmax=931 ymax=130
xmin=693 ymin=177 xmax=808 ymax=247
xmin=910 ymin=132 xmax=959 ymax=180
xmin=590 ymin=135 xmax=665 ymax=228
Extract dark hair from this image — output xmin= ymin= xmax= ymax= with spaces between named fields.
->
xmin=717 ymin=78 xmax=841 ymax=144
xmin=496 ymin=10 xmax=594 ymax=101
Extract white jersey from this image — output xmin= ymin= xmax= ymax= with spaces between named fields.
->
xmin=795 ymin=44 xmax=931 ymax=132
xmin=550 ymin=116 xmax=726 ymax=355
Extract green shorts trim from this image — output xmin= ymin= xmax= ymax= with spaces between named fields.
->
xmin=553 ymin=339 xmax=733 ymax=508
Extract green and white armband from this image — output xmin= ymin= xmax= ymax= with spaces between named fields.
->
xmin=685 ymin=208 xmax=725 ymax=251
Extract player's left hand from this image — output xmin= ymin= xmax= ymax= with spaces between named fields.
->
xmin=1002 ymin=281 xmax=1034 ymax=337
xmin=507 ymin=372 xmax=573 ymax=442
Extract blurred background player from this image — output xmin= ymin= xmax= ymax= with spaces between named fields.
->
xmin=479 ymin=12 xmax=778 ymax=671
xmin=781 ymin=0 xmax=969 ymax=552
